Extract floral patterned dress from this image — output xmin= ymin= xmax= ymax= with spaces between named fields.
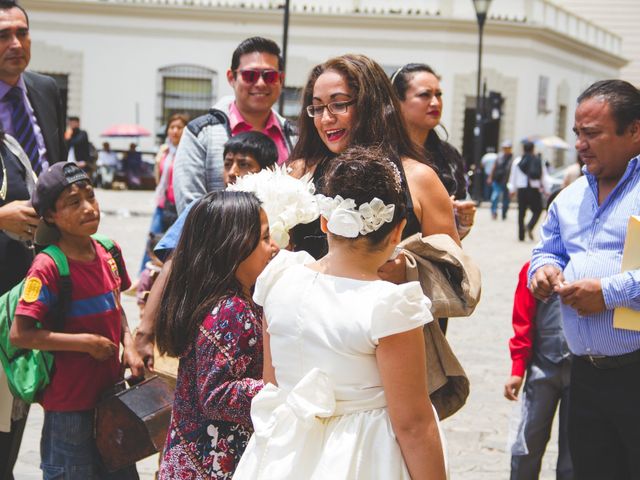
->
xmin=159 ymin=296 xmax=264 ymax=479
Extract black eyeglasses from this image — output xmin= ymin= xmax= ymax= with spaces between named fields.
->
xmin=306 ymin=100 xmax=356 ymax=118
xmin=235 ymin=69 xmax=283 ymax=85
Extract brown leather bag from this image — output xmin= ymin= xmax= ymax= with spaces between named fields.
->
xmin=95 ymin=376 xmax=174 ymax=472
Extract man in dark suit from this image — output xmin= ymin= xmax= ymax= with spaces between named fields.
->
xmin=0 ymin=3 xmax=66 ymax=169
xmin=22 ymin=70 xmax=67 ymax=165
xmin=0 ymin=1 xmax=66 ymax=477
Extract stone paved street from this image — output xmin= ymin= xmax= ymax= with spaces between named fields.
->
xmin=14 ymin=188 xmax=563 ymax=479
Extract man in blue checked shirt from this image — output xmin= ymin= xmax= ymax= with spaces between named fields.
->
xmin=530 ymin=79 xmax=640 ymax=480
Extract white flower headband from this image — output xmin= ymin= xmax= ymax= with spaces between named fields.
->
xmin=316 ymin=194 xmax=396 ymax=238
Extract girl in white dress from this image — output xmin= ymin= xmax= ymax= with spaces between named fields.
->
xmin=234 ymin=146 xmax=447 ymax=479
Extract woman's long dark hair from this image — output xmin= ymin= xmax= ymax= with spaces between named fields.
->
xmin=291 ymin=54 xmax=426 ymax=172
xmin=391 ymin=63 xmax=465 ymax=197
xmin=155 ymin=191 xmax=262 ymax=357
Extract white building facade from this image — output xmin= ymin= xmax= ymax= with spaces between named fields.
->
xmin=553 ymin=0 xmax=640 ymax=88
xmin=22 ymin=0 xmax=626 ymax=164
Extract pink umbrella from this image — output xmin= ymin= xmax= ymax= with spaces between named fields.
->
xmin=101 ymin=124 xmax=151 ymax=137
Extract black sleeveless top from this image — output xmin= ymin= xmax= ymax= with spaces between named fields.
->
xmin=290 ymin=156 xmax=421 ymax=259
xmin=398 ymin=159 xmax=421 ymax=240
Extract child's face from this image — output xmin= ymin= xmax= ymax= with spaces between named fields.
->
xmin=45 ymin=182 xmax=100 ymax=238
xmin=223 ymin=151 xmax=262 ymax=186
xmin=235 ymin=209 xmax=279 ymax=292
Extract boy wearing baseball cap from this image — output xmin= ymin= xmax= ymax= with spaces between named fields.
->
xmin=10 ymin=163 xmax=143 ymax=478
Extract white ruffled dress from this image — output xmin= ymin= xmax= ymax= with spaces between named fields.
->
xmin=233 ymin=250 xmax=447 ymax=479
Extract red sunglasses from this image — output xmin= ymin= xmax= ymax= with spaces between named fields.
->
xmin=236 ymin=69 xmax=283 ymax=85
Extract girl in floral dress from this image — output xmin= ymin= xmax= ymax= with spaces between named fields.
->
xmin=155 ymin=191 xmax=279 ymax=479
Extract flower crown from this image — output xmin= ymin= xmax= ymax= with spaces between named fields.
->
xmin=316 ymin=194 xmax=396 ymax=238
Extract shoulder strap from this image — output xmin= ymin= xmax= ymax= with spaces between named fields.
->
xmin=186 ymin=109 xmax=232 ymax=139
xmin=91 ymin=233 xmax=114 ymax=251
xmin=91 ymin=234 xmax=126 ymax=281
xmin=41 ymin=245 xmax=71 ymax=332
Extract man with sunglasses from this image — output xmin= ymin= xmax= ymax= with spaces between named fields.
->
xmin=173 ymin=36 xmax=296 ymax=213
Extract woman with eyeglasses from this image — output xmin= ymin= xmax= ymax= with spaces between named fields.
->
xmin=289 ymin=54 xmax=460 ymax=267
xmin=391 ymin=63 xmax=476 ymax=240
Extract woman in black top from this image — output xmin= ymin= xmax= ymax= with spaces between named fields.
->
xmin=288 ymin=54 xmax=459 ymax=284
xmin=391 ymin=63 xmax=476 ymax=240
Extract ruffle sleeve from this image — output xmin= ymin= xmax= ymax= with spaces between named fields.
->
xmin=253 ymin=250 xmax=315 ymax=307
xmin=370 ymin=282 xmax=433 ymax=343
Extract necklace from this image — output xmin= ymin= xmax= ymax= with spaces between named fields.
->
xmin=0 ymin=149 xmax=6 ymax=202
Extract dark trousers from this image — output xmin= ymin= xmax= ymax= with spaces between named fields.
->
xmin=517 ymin=187 xmax=543 ymax=241
xmin=568 ymin=356 xmax=640 ymax=480
xmin=0 ymin=411 xmax=29 ymax=480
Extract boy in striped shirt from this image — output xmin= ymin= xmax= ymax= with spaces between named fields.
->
xmin=11 ymin=162 xmax=143 ymax=479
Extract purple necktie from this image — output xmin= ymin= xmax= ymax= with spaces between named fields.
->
xmin=6 ymin=87 xmax=41 ymax=175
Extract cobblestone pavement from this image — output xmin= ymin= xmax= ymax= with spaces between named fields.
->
xmin=14 ymin=189 xmax=563 ymax=479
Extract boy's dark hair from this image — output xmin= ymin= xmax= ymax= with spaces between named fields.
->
xmin=523 ymin=141 xmax=535 ymax=153
xmin=0 ymin=1 xmax=28 ymax=25
xmin=577 ymin=79 xmax=640 ymax=135
xmin=156 ymin=191 xmax=263 ymax=357
xmin=323 ymin=145 xmax=407 ymax=248
xmin=230 ymin=37 xmax=283 ymax=73
xmin=223 ymin=131 xmax=278 ymax=169
xmin=68 ymin=116 xmax=80 ymax=123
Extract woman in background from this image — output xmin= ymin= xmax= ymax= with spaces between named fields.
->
xmin=391 ymin=63 xmax=476 ymax=241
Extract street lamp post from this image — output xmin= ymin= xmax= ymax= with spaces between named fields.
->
xmin=472 ymin=0 xmax=491 ymax=202
xmin=278 ymin=0 xmax=291 ymax=117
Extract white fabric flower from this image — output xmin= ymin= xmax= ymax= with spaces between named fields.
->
xmin=327 ymin=207 xmax=364 ymax=238
xmin=270 ymin=221 xmax=290 ymax=249
xmin=360 ymin=198 xmax=395 ymax=233
xmin=227 ymin=165 xmax=319 ymax=248
xmin=316 ymin=194 xmax=396 ymax=238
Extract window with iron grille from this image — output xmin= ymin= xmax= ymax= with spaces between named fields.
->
xmin=157 ymin=64 xmax=217 ymax=131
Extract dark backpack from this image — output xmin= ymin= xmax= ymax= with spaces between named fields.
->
xmin=0 ymin=234 xmax=125 ymax=403
xmin=518 ymin=153 xmax=542 ymax=180
xmin=493 ymin=154 xmax=512 ymax=184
